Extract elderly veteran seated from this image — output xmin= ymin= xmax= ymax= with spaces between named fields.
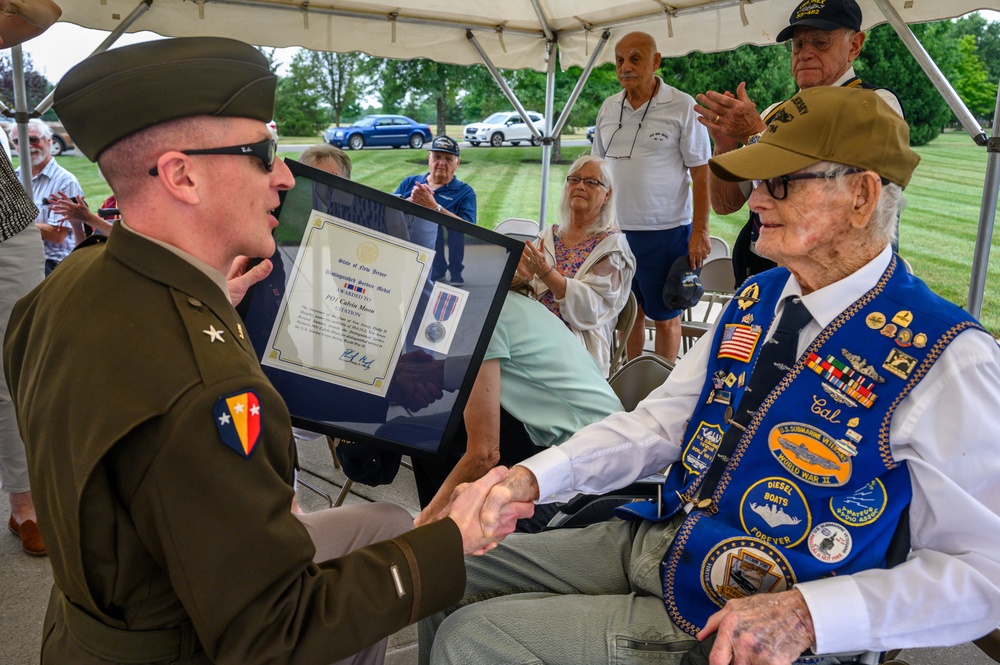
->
xmin=518 ymin=155 xmax=636 ymax=376
xmin=412 ymin=275 xmax=624 ymax=533
xmin=418 ymin=86 xmax=1000 ymax=665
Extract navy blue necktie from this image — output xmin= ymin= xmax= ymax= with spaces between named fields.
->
xmin=737 ymin=296 xmax=813 ymax=421
xmin=699 ymin=296 xmax=813 ymax=497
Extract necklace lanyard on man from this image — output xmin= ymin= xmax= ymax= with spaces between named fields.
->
xmin=604 ymin=79 xmax=660 ymax=160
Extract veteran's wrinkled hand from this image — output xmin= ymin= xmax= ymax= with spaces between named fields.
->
xmin=444 ymin=466 xmax=535 ymax=555
xmin=698 ymin=588 xmax=816 ymax=665
xmin=694 ymin=82 xmax=765 ymax=151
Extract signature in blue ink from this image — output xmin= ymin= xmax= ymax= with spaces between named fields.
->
xmin=340 ymin=349 xmax=376 ymax=370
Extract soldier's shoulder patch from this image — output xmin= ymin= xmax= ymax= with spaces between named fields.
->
xmin=214 ymin=390 xmax=262 ymax=458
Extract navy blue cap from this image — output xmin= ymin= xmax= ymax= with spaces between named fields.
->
xmin=776 ymin=0 xmax=863 ymax=43
xmin=428 ymin=135 xmax=460 ymax=156
xmin=662 ymin=255 xmax=704 ymax=311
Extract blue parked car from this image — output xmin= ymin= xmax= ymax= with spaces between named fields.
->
xmin=324 ymin=115 xmax=433 ymax=150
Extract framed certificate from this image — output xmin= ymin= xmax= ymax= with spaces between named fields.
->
xmin=239 ymin=159 xmax=523 ymax=459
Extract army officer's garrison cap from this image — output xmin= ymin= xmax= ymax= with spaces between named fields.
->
xmin=54 ymin=37 xmax=276 ymax=161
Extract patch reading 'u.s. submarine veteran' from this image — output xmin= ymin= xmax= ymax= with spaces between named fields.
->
xmin=702 ymin=538 xmax=795 ymax=608
xmin=831 ymin=478 xmax=888 ymax=526
xmin=740 ymin=477 xmax=811 ymax=548
xmin=768 ymin=422 xmax=852 ymax=486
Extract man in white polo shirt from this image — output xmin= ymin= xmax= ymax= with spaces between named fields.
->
xmin=592 ymin=31 xmax=711 ymax=364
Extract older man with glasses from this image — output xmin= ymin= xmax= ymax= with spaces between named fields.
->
xmin=10 ymin=118 xmax=86 ymax=275
xmin=695 ymin=0 xmax=903 ymax=287
xmin=592 ymin=31 xmax=711 ymax=364
xmin=420 ymin=86 xmax=1000 ymax=665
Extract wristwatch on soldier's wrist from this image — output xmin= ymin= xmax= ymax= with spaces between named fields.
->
xmin=745 ymin=131 xmax=764 ymax=146
xmin=435 ymin=204 xmax=442 ymax=213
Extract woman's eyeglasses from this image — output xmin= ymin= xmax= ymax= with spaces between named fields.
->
xmin=566 ymin=175 xmax=607 ymax=189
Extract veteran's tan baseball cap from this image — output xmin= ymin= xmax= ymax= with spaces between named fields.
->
xmin=54 ymin=37 xmax=276 ymax=161
xmin=709 ymin=86 xmax=920 ymax=188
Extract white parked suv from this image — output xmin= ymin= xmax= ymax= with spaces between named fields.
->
xmin=464 ymin=111 xmax=544 ymax=147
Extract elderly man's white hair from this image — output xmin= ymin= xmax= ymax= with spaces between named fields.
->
xmin=812 ymin=161 xmax=901 ymax=246
xmin=11 ymin=118 xmax=53 ymax=140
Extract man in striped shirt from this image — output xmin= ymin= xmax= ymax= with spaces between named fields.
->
xmin=11 ymin=118 xmax=84 ymax=274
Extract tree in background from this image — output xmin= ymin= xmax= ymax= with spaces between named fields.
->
xmin=660 ymin=43 xmax=796 ymax=112
xmin=308 ymin=51 xmax=371 ymax=127
xmin=274 ymin=49 xmax=330 ymax=137
xmin=372 ymin=58 xmax=470 ymax=135
xmin=954 ymin=34 xmax=998 ymax=120
xmin=953 ymin=13 xmax=1000 ymax=83
xmin=854 ymin=22 xmax=957 ymax=146
xmin=0 ymin=53 xmax=52 ymax=116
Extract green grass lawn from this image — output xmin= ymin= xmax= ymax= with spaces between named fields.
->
xmin=32 ymin=128 xmax=1000 ymax=333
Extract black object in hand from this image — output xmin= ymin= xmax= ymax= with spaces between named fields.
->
xmin=680 ymin=634 xmax=716 ymax=665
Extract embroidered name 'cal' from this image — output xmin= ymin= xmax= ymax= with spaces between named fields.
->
xmin=215 ymin=390 xmax=262 ymax=458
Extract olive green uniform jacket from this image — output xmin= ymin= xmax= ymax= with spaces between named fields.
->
xmin=4 ymin=224 xmax=465 ymax=664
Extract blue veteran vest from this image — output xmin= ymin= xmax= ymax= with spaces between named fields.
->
xmin=620 ymin=256 xmax=983 ymax=636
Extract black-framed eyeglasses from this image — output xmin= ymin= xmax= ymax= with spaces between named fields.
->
xmin=12 ymin=136 xmax=43 ymax=146
xmin=566 ymin=175 xmax=607 ymax=189
xmin=148 ymin=138 xmax=277 ymax=176
xmin=757 ymin=168 xmax=864 ymax=200
xmin=784 ymin=34 xmax=836 ymax=53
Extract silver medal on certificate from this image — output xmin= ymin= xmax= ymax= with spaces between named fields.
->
xmin=426 ymin=291 xmax=458 ymax=343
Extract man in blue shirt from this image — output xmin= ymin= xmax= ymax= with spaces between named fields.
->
xmin=394 ymin=135 xmax=477 ymax=286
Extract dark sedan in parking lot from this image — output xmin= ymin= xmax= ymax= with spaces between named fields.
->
xmin=587 ymin=125 xmax=595 ymax=143
xmin=324 ymin=115 xmax=433 ymax=150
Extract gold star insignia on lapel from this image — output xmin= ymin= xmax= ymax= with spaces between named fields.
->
xmin=203 ymin=325 xmax=225 ymax=343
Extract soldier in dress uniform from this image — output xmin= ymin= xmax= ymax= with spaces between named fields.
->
xmin=4 ymin=37 xmax=528 ymax=665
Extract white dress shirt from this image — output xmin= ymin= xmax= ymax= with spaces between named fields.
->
xmin=522 ymin=245 xmax=1000 ymax=653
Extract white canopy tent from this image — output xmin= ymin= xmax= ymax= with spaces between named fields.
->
xmin=6 ymin=0 xmax=999 ymax=316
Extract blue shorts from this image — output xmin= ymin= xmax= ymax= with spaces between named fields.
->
xmin=625 ymin=226 xmax=691 ymax=321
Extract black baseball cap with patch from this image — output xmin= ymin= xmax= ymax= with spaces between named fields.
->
xmin=428 ymin=135 xmax=460 ymax=157
xmin=54 ymin=37 xmax=277 ymax=161
xmin=662 ymin=255 xmax=704 ymax=311
xmin=776 ymin=0 xmax=863 ymax=43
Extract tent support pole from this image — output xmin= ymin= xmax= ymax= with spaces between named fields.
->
xmin=872 ymin=0 xmax=994 ymax=318
xmin=967 ymin=82 xmax=1000 ymax=318
xmin=539 ymin=41 xmax=556 ymax=227
xmin=466 ymin=30 xmax=542 ymax=139
xmin=30 ymin=0 xmax=152 ymax=118
xmin=873 ymin=0 xmax=985 ymax=146
xmin=11 ymin=45 xmax=32 ymax=193
xmin=551 ymin=29 xmax=611 ymax=138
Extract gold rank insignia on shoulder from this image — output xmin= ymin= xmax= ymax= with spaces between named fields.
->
xmin=237 ymin=323 xmax=245 ymax=340
xmin=737 ymin=283 xmax=760 ymax=310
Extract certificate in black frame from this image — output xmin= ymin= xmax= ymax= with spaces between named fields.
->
xmin=239 ymin=159 xmax=523 ymax=460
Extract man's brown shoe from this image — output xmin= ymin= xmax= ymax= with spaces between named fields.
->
xmin=8 ymin=515 xmax=46 ymax=556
